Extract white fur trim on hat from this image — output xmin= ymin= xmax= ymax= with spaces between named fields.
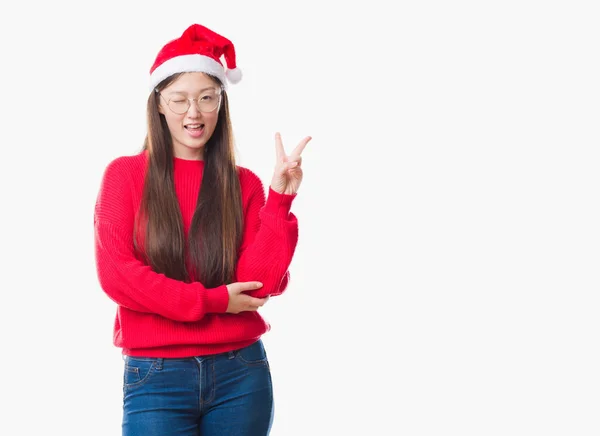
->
xmin=149 ymin=54 xmax=227 ymax=90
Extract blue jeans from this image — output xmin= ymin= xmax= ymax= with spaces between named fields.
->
xmin=122 ymin=339 xmax=274 ymax=435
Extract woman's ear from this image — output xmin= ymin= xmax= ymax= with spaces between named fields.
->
xmin=155 ymin=89 xmax=165 ymax=114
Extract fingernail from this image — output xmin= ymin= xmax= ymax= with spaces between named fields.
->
xmin=257 ymin=282 xmax=263 ymax=288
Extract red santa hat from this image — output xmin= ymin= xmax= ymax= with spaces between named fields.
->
xmin=149 ymin=24 xmax=242 ymax=90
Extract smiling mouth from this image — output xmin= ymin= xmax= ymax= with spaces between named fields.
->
xmin=185 ymin=123 xmax=204 ymax=131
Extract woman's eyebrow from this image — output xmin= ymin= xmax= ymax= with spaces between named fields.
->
xmin=167 ymin=87 xmax=216 ymax=95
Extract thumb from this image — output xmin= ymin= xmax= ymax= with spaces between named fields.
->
xmin=238 ymin=281 xmax=263 ymax=292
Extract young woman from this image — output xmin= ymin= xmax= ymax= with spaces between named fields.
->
xmin=93 ymin=23 xmax=310 ymax=435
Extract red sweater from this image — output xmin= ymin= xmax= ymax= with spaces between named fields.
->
xmin=94 ymin=150 xmax=298 ymax=357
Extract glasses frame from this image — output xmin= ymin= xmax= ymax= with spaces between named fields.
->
xmin=155 ymin=87 xmax=224 ymax=114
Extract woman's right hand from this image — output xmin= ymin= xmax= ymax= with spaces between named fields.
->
xmin=225 ymin=282 xmax=270 ymax=314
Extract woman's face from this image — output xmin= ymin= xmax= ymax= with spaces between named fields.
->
xmin=158 ymin=72 xmax=222 ymax=160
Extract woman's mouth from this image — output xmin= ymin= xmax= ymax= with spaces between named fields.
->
xmin=185 ymin=123 xmax=205 ymax=138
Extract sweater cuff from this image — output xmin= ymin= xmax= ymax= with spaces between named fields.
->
xmin=198 ymin=284 xmax=229 ymax=315
xmin=263 ymin=187 xmax=296 ymax=219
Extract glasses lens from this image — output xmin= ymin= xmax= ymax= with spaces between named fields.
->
xmin=197 ymin=91 xmax=221 ymax=113
xmin=168 ymin=98 xmax=190 ymax=114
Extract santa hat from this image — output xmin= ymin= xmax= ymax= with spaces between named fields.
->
xmin=149 ymin=24 xmax=242 ymax=90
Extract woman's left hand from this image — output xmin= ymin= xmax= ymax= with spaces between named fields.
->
xmin=270 ymin=132 xmax=311 ymax=196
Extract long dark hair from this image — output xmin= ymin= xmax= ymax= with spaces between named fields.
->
xmin=134 ymin=73 xmax=244 ymax=288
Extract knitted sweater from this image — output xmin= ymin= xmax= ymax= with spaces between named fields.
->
xmin=93 ymin=150 xmax=298 ymax=357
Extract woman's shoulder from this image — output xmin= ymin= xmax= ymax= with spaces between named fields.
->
xmin=236 ymin=164 xmax=265 ymax=192
xmin=102 ymin=150 xmax=148 ymax=180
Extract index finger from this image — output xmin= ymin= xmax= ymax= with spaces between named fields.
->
xmin=246 ymin=295 xmax=270 ymax=307
xmin=275 ymin=132 xmax=285 ymax=162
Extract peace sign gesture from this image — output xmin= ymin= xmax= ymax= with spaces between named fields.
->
xmin=270 ymin=132 xmax=311 ymax=196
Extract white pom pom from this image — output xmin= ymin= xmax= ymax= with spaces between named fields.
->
xmin=226 ymin=67 xmax=242 ymax=84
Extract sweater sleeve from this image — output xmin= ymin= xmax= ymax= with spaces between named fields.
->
xmin=235 ymin=169 xmax=299 ymax=298
xmin=93 ymin=158 xmax=229 ymax=322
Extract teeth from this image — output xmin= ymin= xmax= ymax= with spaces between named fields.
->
xmin=187 ymin=124 xmax=202 ymax=129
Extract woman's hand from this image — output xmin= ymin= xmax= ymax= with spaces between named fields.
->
xmin=225 ymin=282 xmax=270 ymax=314
xmin=270 ymin=132 xmax=311 ymax=196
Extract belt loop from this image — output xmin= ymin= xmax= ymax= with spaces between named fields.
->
xmin=155 ymin=358 xmax=164 ymax=370
xmin=228 ymin=351 xmax=235 ymax=359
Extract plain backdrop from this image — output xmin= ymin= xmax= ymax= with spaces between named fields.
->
xmin=0 ymin=1 xmax=599 ymax=435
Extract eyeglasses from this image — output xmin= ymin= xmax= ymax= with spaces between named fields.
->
xmin=157 ymin=88 xmax=223 ymax=114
